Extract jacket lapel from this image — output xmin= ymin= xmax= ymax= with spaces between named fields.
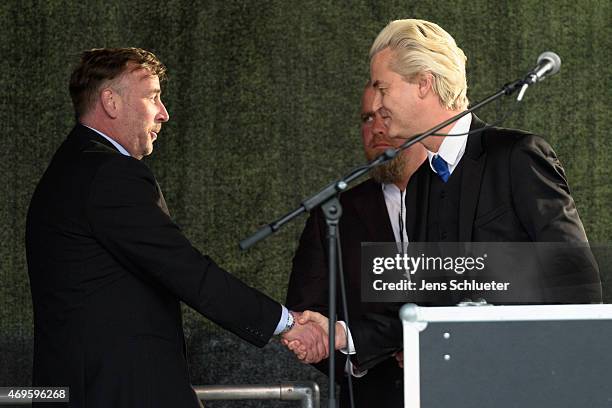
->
xmin=458 ymin=115 xmax=487 ymax=241
xmin=406 ymin=162 xmax=430 ymax=242
xmin=72 ymin=123 xmax=171 ymax=217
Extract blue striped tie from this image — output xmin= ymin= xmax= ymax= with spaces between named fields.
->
xmin=432 ymin=155 xmax=450 ymax=183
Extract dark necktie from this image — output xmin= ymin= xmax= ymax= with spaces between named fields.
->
xmin=432 ymin=155 xmax=450 ymax=183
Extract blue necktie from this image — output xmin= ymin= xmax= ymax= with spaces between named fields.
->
xmin=432 ymin=155 xmax=450 ymax=183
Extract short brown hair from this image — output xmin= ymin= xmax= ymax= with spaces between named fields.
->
xmin=69 ymin=47 xmax=167 ymax=118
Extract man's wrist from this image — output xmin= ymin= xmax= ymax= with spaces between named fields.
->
xmin=335 ymin=321 xmax=348 ymax=350
xmin=280 ymin=310 xmax=296 ymax=335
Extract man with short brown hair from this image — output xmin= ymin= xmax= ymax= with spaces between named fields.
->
xmin=26 ymin=47 xmax=325 ymax=408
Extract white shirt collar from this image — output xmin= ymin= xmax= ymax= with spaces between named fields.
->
xmin=83 ymin=124 xmax=131 ymax=157
xmin=426 ymin=112 xmax=472 ymax=174
xmin=381 ymin=182 xmax=402 ymax=196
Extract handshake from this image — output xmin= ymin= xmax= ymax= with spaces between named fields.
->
xmin=280 ymin=311 xmax=348 ymax=364
xmin=280 ymin=310 xmax=406 ymax=369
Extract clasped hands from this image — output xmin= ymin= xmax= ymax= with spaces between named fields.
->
xmin=280 ymin=311 xmax=347 ymax=364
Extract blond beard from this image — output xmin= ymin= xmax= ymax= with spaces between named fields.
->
xmin=369 ymin=153 xmax=407 ymax=185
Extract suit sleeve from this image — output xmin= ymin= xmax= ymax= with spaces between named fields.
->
xmin=510 ymin=135 xmax=602 ymax=302
xmin=287 ymin=207 xmax=402 ymax=373
xmin=347 ymin=312 xmax=403 ymax=371
xmin=86 ymin=157 xmax=282 ymax=347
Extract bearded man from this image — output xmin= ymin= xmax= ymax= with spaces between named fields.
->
xmin=285 ymin=84 xmax=427 ymax=408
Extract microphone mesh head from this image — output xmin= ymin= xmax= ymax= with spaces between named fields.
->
xmin=537 ymin=51 xmax=561 ymax=75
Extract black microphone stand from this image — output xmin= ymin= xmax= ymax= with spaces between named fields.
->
xmin=240 ymin=75 xmax=531 ymax=408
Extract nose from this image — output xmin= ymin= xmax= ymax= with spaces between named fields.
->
xmin=157 ymin=100 xmax=170 ymax=122
xmin=372 ymin=117 xmax=386 ymax=136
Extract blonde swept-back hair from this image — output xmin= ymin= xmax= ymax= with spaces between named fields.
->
xmin=370 ymin=19 xmax=469 ymax=111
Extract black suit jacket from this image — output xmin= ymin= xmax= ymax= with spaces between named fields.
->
xmin=287 ymin=178 xmax=404 ymax=408
xmin=406 ymin=116 xmax=601 ymax=302
xmin=26 ymin=124 xmax=282 ymax=408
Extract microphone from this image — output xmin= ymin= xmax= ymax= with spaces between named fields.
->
xmin=525 ymin=51 xmax=561 ymax=85
xmin=513 ymin=51 xmax=561 ymax=101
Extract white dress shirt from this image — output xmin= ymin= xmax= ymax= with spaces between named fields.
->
xmin=426 ymin=113 xmax=472 ymax=176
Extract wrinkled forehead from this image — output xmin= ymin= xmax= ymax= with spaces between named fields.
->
xmin=112 ymin=66 xmax=160 ymax=92
xmin=129 ymin=65 xmax=159 ymax=81
xmin=370 ymin=48 xmax=403 ymax=84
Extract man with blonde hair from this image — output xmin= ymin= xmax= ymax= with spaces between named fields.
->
xmin=369 ymin=18 xmax=600 ymax=302
xmin=284 ymin=19 xmax=599 ymax=406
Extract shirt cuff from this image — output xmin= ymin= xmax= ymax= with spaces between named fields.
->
xmin=344 ymin=357 xmax=369 ymax=378
xmin=337 ymin=321 xmax=368 ymax=377
xmin=337 ymin=321 xmax=356 ymax=354
xmin=273 ymin=305 xmax=290 ymax=335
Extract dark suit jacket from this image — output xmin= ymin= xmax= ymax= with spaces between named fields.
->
xmin=26 ymin=124 xmax=282 ymax=408
xmin=287 ymin=178 xmax=404 ymax=408
xmin=406 ymin=116 xmax=601 ymax=303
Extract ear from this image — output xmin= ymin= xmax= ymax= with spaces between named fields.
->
xmin=416 ymin=72 xmax=434 ymax=99
xmin=100 ymin=88 xmax=120 ymax=119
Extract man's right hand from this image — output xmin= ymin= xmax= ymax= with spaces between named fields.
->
xmin=281 ymin=310 xmax=347 ymax=364
xmin=281 ymin=312 xmax=329 ymax=363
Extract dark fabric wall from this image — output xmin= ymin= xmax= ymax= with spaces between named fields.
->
xmin=1 ymin=0 xmax=610 ymax=405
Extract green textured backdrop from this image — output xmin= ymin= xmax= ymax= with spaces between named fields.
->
xmin=1 ymin=0 xmax=611 ymax=398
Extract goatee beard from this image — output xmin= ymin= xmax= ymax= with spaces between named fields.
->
xmin=369 ymin=154 xmax=406 ymax=185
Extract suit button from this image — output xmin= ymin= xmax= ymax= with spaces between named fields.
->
xmin=440 ymin=191 xmax=446 ymax=199
xmin=441 ymin=232 xmax=448 ymax=240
